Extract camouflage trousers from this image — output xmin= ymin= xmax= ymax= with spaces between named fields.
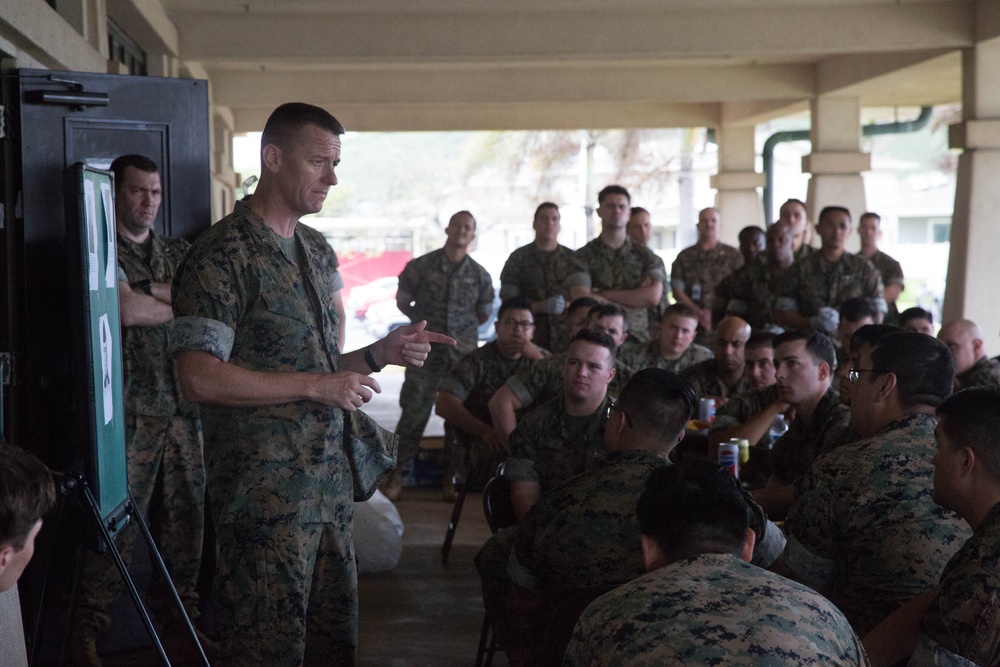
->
xmin=74 ymin=414 xmax=205 ymax=635
xmin=214 ymin=522 xmax=358 ymax=666
xmin=474 ymin=527 xmax=530 ymax=655
xmin=396 ymin=345 xmax=461 ymax=465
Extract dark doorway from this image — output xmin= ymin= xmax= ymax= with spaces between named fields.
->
xmin=0 ymin=68 xmax=211 ymax=662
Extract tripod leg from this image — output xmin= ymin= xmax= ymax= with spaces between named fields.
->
xmin=129 ymin=493 xmax=209 ymax=667
xmin=80 ymin=486 xmax=172 ymax=667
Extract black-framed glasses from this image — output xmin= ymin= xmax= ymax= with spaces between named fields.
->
xmin=607 ymin=402 xmax=632 ymax=427
xmin=848 ymin=368 xmax=886 ymax=383
xmin=499 ymin=319 xmax=535 ymax=330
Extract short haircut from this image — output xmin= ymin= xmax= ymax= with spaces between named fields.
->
xmin=782 ymin=198 xmax=806 ymax=210
xmin=900 ymin=306 xmax=934 ymax=328
xmin=840 ymin=297 xmax=879 ymax=324
xmin=848 ymin=324 xmax=900 ymax=354
xmin=0 ymin=446 xmax=55 ymax=550
xmin=738 ymin=226 xmax=765 ymax=242
xmin=261 ymin=103 xmax=345 ymax=152
xmin=567 ymin=296 xmax=600 ymax=317
xmin=617 ymin=369 xmax=696 ymax=439
xmin=662 ymin=303 xmax=699 ymax=321
xmin=534 ymin=202 xmax=559 ymax=218
xmin=569 ymin=329 xmax=617 ymax=364
xmin=745 ymin=331 xmax=777 ymax=352
xmin=110 ymin=154 xmax=158 ymax=192
xmin=597 ymin=185 xmax=631 ymax=205
xmin=449 ymin=210 xmax=476 ymax=231
xmin=773 ymin=329 xmax=835 ymax=370
xmin=819 ymin=205 xmax=852 ymax=223
xmin=630 ymin=206 xmax=649 ymax=217
xmin=637 ymin=460 xmax=749 ymax=562
xmin=869 ymin=332 xmax=954 ymax=408
xmin=860 ymin=212 xmax=881 ymax=224
xmin=937 ymin=387 xmax=1000 ymax=482
xmin=498 ymin=296 xmax=533 ymax=320
xmin=587 ymin=303 xmax=628 ymax=331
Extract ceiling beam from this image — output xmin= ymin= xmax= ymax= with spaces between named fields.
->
xmin=230 ymin=102 xmax=721 ymax=133
xmin=176 ymin=2 xmax=973 ymax=64
xmin=209 ymin=63 xmax=814 ymax=108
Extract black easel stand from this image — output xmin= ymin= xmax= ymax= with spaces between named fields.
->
xmin=33 ymin=472 xmax=209 ymax=667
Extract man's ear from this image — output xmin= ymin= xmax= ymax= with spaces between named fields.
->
xmin=641 ymin=535 xmax=665 ymax=572
xmin=817 ymin=361 xmax=831 ymax=383
xmin=0 ymin=544 xmax=14 ymax=576
xmin=740 ymin=527 xmax=756 ymax=563
xmin=261 ymin=143 xmax=282 ymax=174
xmin=874 ymin=371 xmax=898 ymax=403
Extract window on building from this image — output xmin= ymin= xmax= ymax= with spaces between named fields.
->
xmin=898 ymin=216 xmax=951 ymax=244
xmin=108 ymin=19 xmax=147 ymax=76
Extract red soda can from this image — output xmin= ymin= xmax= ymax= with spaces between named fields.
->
xmin=718 ymin=443 xmax=739 ymax=478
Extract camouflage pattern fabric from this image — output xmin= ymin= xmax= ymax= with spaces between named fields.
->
xmin=395 ymin=344 xmax=463 ymax=465
xmin=171 ymin=201 xmax=358 ymax=663
xmin=397 ymin=247 xmax=494 ymax=354
xmin=670 ymin=242 xmax=743 ymax=312
xmin=915 ymin=501 xmax=1000 ymax=666
xmin=713 ymin=257 xmax=786 ymax=331
xmin=778 ymin=251 xmax=885 ymax=317
xmin=783 ymin=414 xmax=973 ymax=635
xmin=710 ymin=384 xmax=782 ymax=447
xmin=438 ymin=341 xmax=532 ymax=480
xmin=795 ymin=243 xmax=816 ymax=260
xmin=866 ymin=249 xmax=903 ymax=324
xmin=564 ymin=553 xmax=869 ymax=667
xmin=682 ymin=359 xmax=748 ymax=402
xmin=504 ymin=396 xmax=611 ymax=491
xmin=770 ymin=386 xmax=854 ymax=485
xmin=298 ymin=222 xmax=345 ymax=294
xmin=567 ymin=237 xmax=666 ymax=344
xmin=618 ymin=341 xmax=713 ymax=376
xmin=955 ymin=355 xmax=1000 ymax=390
xmin=74 ymin=415 xmax=204 ymax=634
xmin=117 ymin=231 xmax=199 ymax=418
xmin=499 ymin=242 xmax=576 ymax=350
xmin=509 ymin=450 xmax=785 ymax=596
xmin=214 ymin=522 xmax=357 ymax=666
xmin=506 ymin=352 xmax=630 ymax=411
xmin=75 ymin=232 xmax=205 ymax=635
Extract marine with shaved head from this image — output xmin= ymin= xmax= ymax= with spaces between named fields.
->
xmin=938 ymin=318 xmax=1000 ymax=390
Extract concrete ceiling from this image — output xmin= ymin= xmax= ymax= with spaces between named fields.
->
xmin=146 ymin=0 xmax=1000 ymax=132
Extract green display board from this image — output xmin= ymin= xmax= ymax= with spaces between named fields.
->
xmin=65 ymin=164 xmax=130 ymax=535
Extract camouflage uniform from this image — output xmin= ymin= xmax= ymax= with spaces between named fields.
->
xmin=865 ymin=250 xmax=904 ymax=325
xmin=504 ymin=395 xmax=612 ymax=491
xmin=912 ymin=502 xmax=1000 ymax=666
xmin=618 ymin=341 xmax=713 ymax=376
xmin=75 ymin=231 xmax=205 ymax=637
xmin=783 ymin=414 xmax=973 ymax=635
xmin=395 ymin=248 xmax=494 ymax=465
xmin=795 ymin=243 xmax=816 ymax=261
xmin=955 ymin=355 xmax=1000 ymax=390
xmin=682 ymin=359 xmax=748 ymax=402
xmin=567 ymin=237 xmax=666 ymax=344
xmin=670 ymin=242 xmax=743 ymax=316
xmin=770 ymin=386 xmax=854 ymax=485
xmin=778 ymin=251 xmax=886 ymax=318
xmin=298 ymin=223 xmax=344 ymax=295
xmin=505 ymin=351 xmax=630 ymax=411
xmin=713 ymin=257 xmax=786 ymax=331
xmin=499 ymin=242 xmax=575 ymax=350
xmin=564 ymin=552 xmax=869 ymax=667
xmin=438 ymin=341 xmax=533 ymax=485
xmin=171 ymin=201 xmax=357 ymax=664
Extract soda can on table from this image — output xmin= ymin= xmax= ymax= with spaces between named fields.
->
xmin=718 ymin=442 xmax=739 ymax=478
xmin=698 ymin=398 xmax=716 ymax=423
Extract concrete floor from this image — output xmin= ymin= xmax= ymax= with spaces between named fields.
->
xmin=92 ymin=486 xmax=506 ymax=666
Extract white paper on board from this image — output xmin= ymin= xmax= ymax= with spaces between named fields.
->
xmin=85 ymin=180 xmax=99 ymax=292
xmin=99 ymin=314 xmax=113 ymax=424
xmin=101 ymin=182 xmax=117 ymax=288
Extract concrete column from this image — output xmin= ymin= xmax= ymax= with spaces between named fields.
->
xmin=942 ymin=40 xmax=1000 ymax=340
xmin=711 ymin=125 xmax=764 ymax=246
xmin=802 ymin=97 xmax=870 ymax=235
